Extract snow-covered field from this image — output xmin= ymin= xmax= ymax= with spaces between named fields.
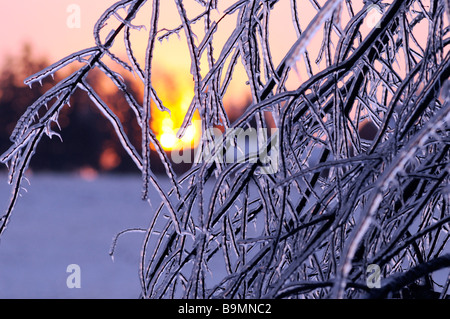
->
xmin=0 ymin=172 xmax=448 ymax=299
xmin=0 ymin=172 xmax=162 ymax=299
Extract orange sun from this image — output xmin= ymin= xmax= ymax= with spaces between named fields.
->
xmin=151 ymin=74 xmax=201 ymax=151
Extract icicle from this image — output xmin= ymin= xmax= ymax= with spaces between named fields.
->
xmin=51 ymin=113 xmax=62 ymax=131
xmin=22 ymin=176 xmax=31 ymax=186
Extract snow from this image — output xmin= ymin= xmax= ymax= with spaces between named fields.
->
xmin=0 ymin=172 xmax=164 ymax=299
xmin=0 ymin=172 xmax=448 ymax=298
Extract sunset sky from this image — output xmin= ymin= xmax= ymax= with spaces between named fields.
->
xmin=0 ymin=0 xmax=307 ymax=149
xmin=0 ymin=1 xmax=302 ymax=74
xmin=0 ymin=1 xmax=336 ymax=152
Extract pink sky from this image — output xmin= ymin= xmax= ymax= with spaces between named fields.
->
xmin=0 ymin=0 xmax=314 ymax=117
xmin=0 ymin=1 xmax=112 ymax=60
xmin=0 ymin=1 xmax=302 ymax=68
xmin=0 ymin=0 xmax=314 ymax=150
xmin=0 ymin=1 xmax=374 ymax=151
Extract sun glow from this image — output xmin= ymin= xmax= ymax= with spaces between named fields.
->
xmin=151 ymin=77 xmax=201 ymax=151
xmin=156 ymin=114 xmax=200 ymax=151
xmin=159 ymin=118 xmax=177 ymax=149
xmin=158 ymin=120 xmax=198 ymax=150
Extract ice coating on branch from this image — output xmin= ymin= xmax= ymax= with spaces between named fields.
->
xmin=2 ymin=0 xmax=449 ymax=300
xmin=283 ymin=0 xmax=344 ymax=75
xmin=78 ymin=81 xmax=143 ymax=170
xmin=11 ymin=84 xmax=72 ymax=143
xmin=141 ymin=0 xmax=160 ymax=200
xmin=95 ymin=61 xmax=143 ymax=123
xmin=23 ymin=47 xmax=99 ymax=87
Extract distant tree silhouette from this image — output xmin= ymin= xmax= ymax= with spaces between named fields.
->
xmin=0 ymin=44 xmax=144 ymax=172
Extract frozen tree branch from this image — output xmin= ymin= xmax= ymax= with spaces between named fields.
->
xmin=1 ymin=0 xmax=449 ymax=299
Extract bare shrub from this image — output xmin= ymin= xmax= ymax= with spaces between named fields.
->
xmin=1 ymin=0 xmax=449 ymax=299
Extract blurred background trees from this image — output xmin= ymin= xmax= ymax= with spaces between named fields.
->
xmin=0 ymin=43 xmax=235 ymax=174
